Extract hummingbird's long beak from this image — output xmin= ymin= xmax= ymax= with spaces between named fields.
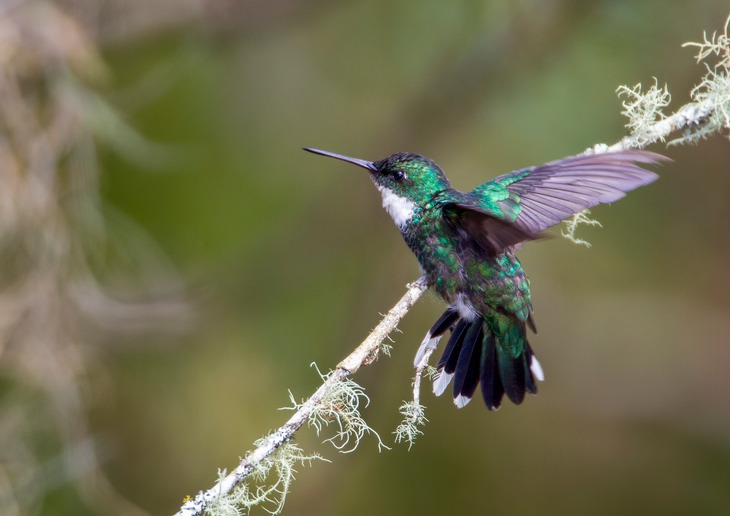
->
xmin=303 ymin=148 xmax=377 ymax=172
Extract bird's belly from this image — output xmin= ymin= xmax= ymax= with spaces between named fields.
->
xmin=405 ymin=224 xmax=532 ymax=321
xmin=408 ymin=233 xmax=465 ymax=302
xmin=462 ymin=252 xmax=532 ymax=321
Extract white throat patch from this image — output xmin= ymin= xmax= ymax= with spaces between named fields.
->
xmin=376 ymin=185 xmax=416 ymax=228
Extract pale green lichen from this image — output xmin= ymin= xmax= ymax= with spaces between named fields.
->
xmin=424 ymin=365 xmax=439 ymax=380
xmin=380 ymin=325 xmax=403 ymax=358
xmin=309 ymin=378 xmax=389 ymax=453
xmin=683 ymin=14 xmax=730 ymax=69
xmin=394 ymin=361 xmax=438 ymax=449
xmin=676 ymin=14 xmax=730 ymax=144
xmin=616 ymin=79 xmax=672 ymax=147
xmin=206 ymin=364 xmax=388 ymax=515
xmin=207 ymin=441 xmax=327 ymax=516
xmin=613 ymin=15 xmax=730 ymax=149
xmin=562 ymin=209 xmax=602 ymax=248
xmin=287 ymin=364 xmax=388 ymax=453
xmin=380 ymin=339 xmax=394 ymax=358
xmin=394 ymin=401 xmax=428 ymax=450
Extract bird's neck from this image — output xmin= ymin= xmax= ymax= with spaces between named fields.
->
xmin=375 ymin=184 xmax=418 ymax=229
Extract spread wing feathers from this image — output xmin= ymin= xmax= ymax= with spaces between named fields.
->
xmin=470 ymin=150 xmax=667 ymax=235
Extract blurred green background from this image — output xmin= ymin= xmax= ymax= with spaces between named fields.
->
xmin=2 ymin=1 xmax=730 ymax=515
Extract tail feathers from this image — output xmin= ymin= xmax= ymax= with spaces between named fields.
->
xmin=480 ymin=333 xmax=504 ymax=410
xmin=413 ymin=308 xmax=459 ymax=366
xmin=452 ymin=322 xmax=484 ymax=407
xmin=528 ymin=342 xmax=544 ymax=382
xmin=431 ymin=316 xmax=543 ymax=410
xmin=433 ymin=319 xmax=469 ymax=396
xmin=498 ymin=345 xmax=527 ymax=405
xmin=523 ymin=341 xmax=543 ymax=394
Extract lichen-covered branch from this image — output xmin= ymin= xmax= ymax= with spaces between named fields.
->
xmin=393 ymin=346 xmax=435 ymax=449
xmin=607 ymin=84 xmax=724 ymax=151
xmin=561 ymin=15 xmax=730 ymax=244
xmin=602 ymin=16 xmax=730 ymax=152
xmin=176 ymin=277 xmax=429 ymax=516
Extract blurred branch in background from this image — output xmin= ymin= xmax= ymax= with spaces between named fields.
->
xmin=0 ymin=2 xmax=189 ymax=514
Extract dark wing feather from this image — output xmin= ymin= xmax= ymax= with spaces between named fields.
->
xmin=442 ymin=201 xmax=537 ymax=256
xmin=470 ymin=150 xmax=667 ymax=235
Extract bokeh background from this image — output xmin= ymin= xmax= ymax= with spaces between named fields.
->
xmin=1 ymin=1 xmax=729 ymax=515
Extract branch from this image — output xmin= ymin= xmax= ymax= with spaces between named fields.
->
xmin=562 ymin=20 xmax=730 ymax=244
xmin=604 ymin=89 xmax=718 ymax=152
xmin=393 ymin=345 xmax=435 ymax=449
xmin=176 ymin=277 xmax=429 ymax=516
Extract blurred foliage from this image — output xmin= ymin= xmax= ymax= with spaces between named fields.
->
xmin=1 ymin=0 xmax=729 ymax=515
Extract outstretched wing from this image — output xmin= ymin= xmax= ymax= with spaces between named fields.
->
xmin=470 ymin=150 xmax=667 ymax=235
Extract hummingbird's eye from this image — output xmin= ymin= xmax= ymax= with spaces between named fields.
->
xmin=392 ymin=170 xmax=405 ymax=182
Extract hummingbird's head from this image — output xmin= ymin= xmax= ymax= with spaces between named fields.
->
xmin=303 ymin=148 xmax=451 ymax=228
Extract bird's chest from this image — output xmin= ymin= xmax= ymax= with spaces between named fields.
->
xmin=403 ymin=217 xmax=531 ymax=317
xmin=402 ymin=215 xmax=468 ymax=302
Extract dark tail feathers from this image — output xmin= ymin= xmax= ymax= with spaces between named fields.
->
xmin=429 ymin=311 xmax=543 ymax=410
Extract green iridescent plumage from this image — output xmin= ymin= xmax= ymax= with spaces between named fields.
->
xmin=304 ymin=147 xmax=666 ymax=410
xmin=470 ymin=168 xmax=531 ymax=222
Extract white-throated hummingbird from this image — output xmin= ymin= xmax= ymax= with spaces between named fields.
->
xmin=304 ymin=147 xmax=666 ymax=410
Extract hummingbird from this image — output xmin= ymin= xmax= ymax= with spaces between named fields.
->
xmin=304 ymin=147 xmax=666 ymax=410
